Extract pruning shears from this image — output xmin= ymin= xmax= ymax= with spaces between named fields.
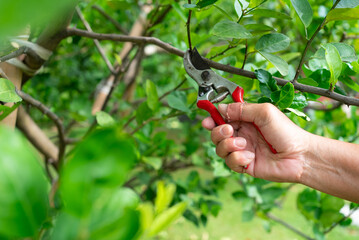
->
xmin=183 ymin=48 xmax=277 ymax=154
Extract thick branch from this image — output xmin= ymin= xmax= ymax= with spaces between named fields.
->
xmin=76 ymin=7 xmax=115 ymax=73
xmin=16 ymin=90 xmax=66 ymax=168
xmin=16 ymin=106 xmax=59 ymax=163
xmin=65 ymin=28 xmax=359 ymax=107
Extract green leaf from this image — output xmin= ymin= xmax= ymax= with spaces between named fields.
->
xmin=326 ymin=8 xmax=359 ymax=22
xmin=297 ymin=78 xmax=319 ymax=86
xmin=335 ymin=0 xmax=359 ymax=8
xmin=148 ymin=202 xmax=187 ymax=237
xmin=340 ymin=76 xmax=359 ymax=92
xmin=244 ymin=24 xmax=274 ymax=35
xmin=196 ymin=0 xmax=218 ymax=8
xmin=290 ymin=0 xmax=313 ymax=28
xmin=322 ymin=43 xmax=342 ymax=90
xmin=52 ymin=188 xmax=140 ymax=240
xmin=171 ymin=2 xmax=187 ymax=22
xmin=142 ymin=156 xmax=162 ymax=170
xmin=251 ymin=9 xmax=292 ymax=20
xmin=167 ymin=91 xmax=190 ymax=113
xmin=255 ymin=69 xmax=279 ymax=97
xmin=0 ymin=127 xmax=49 ymax=239
xmin=0 ymin=102 xmax=20 ymax=121
xmin=60 ymin=128 xmax=137 ymax=217
xmin=136 ymin=102 xmax=153 ymax=124
xmin=287 ymin=108 xmax=311 ymax=121
xmin=259 ymin=51 xmax=289 ymax=76
xmin=210 ymin=20 xmax=252 ymax=39
xmin=96 ymin=111 xmax=116 ymax=127
xmin=271 ymin=82 xmax=295 ymax=109
xmin=155 ymin=181 xmax=176 ymax=215
xmin=255 ymin=33 xmax=290 ymax=53
xmin=352 ymin=61 xmax=359 ymax=73
xmin=314 ymin=43 xmax=358 ymax=63
xmin=145 ymin=80 xmax=159 ymax=111
xmin=0 ymin=0 xmax=73 ymax=40
xmin=290 ymin=94 xmax=308 ymax=109
xmin=0 ymin=78 xmax=22 ymax=103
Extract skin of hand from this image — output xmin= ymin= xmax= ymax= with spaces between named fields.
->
xmin=202 ymin=102 xmax=359 ymax=203
xmin=202 ymin=103 xmax=312 ymax=183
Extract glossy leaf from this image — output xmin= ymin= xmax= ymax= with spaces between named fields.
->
xmin=297 ymin=78 xmax=319 ymax=86
xmin=148 ymin=202 xmax=187 ymax=237
xmin=0 ymin=127 xmax=49 ymax=239
xmin=196 ymin=0 xmax=218 ymax=8
xmin=322 ymin=43 xmax=342 ymax=90
xmin=326 ymin=8 xmax=359 ymax=22
xmin=290 ymin=0 xmax=313 ymax=28
xmin=255 ymin=33 xmax=290 ymax=53
xmin=340 ymin=76 xmax=359 ymax=92
xmin=210 ymin=20 xmax=252 ymax=39
xmin=287 ymin=108 xmax=311 ymax=121
xmin=259 ymin=51 xmax=289 ymax=76
xmin=245 ymin=24 xmax=274 ymax=35
xmin=255 ymin=69 xmax=279 ymax=97
xmin=96 ymin=111 xmax=116 ymax=127
xmin=155 ymin=181 xmax=176 ymax=214
xmin=335 ymin=0 xmax=359 ymax=8
xmin=271 ymin=82 xmax=295 ymax=109
xmin=145 ymin=79 xmax=159 ymax=111
xmin=0 ymin=78 xmax=22 ymax=103
xmin=314 ymin=43 xmax=358 ymax=63
xmin=234 ymin=0 xmax=249 ymax=18
xmin=60 ymin=128 xmax=137 ymax=216
xmin=290 ymin=93 xmax=308 ymax=109
xmin=167 ymin=91 xmax=190 ymax=113
xmin=0 ymin=102 xmax=20 ymax=121
xmin=251 ymin=9 xmax=291 ymax=19
xmin=52 ymin=188 xmax=140 ymax=240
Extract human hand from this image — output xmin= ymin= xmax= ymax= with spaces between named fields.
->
xmin=202 ymin=103 xmax=312 ymax=183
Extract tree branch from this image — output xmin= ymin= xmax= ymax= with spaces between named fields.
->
xmin=0 ymin=47 xmax=27 ymax=62
xmin=293 ymin=0 xmax=342 ymax=82
xmin=266 ymin=213 xmax=314 ymax=240
xmin=91 ymin=5 xmax=129 ymax=34
xmin=65 ymin=28 xmax=359 ymax=107
xmin=324 ymin=206 xmax=359 ymax=235
xmin=16 ymin=90 xmax=66 ymax=168
xmin=76 ymin=7 xmax=115 ymax=74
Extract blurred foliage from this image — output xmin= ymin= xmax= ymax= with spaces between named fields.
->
xmin=1 ymin=0 xmax=359 ymax=239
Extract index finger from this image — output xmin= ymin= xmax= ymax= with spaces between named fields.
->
xmin=202 ymin=117 xmax=216 ymax=130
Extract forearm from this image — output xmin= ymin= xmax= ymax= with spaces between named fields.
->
xmin=300 ymin=134 xmax=359 ymax=203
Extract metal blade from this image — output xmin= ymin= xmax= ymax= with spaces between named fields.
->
xmin=190 ymin=48 xmax=210 ymax=70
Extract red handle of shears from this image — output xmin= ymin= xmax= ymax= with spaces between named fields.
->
xmin=197 ymin=87 xmax=277 ymax=155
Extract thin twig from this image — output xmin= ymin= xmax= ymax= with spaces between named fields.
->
xmin=92 ymin=5 xmax=129 ymax=34
xmin=0 ymin=47 xmax=27 ymax=62
xmin=242 ymin=40 xmax=248 ymax=69
xmin=324 ymin=206 xmax=359 ymax=234
xmin=186 ymin=0 xmax=193 ymax=50
xmin=293 ymin=0 xmax=342 ymax=82
xmin=130 ymin=111 xmax=183 ymax=135
xmin=266 ymin=213 xmax=314 ymax=240
xmin=209 ymin=45 xmax=236 ymax=60
xmin=76 ymin=7 xmax=115 ymax=74
xmin=123 ymin=78 xmax=187 ymax=130
xmin=16 ymin=90 xmax=66 ymax=169
xmin=65 ymin=28 xmax=359 ymax=107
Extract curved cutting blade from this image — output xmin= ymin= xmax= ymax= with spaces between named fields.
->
xmin=190 ymin=48 xmax=210 ymax=70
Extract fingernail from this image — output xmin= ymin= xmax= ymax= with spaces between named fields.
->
xmin=218 ymin=104 xmax=228 ymax=114
xmin=234 ymin=138 xmax=246 ymax=149
xmin=220 ymin=125 xmax=231 ymax=136
xmin=244 ymin=151 xmax=255 ymax=160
